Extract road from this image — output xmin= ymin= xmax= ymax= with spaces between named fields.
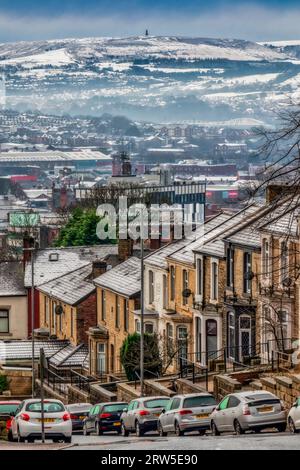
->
xmin=66 ymin=431 xmax=300 ymax=450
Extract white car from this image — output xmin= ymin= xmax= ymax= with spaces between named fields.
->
xmin=288 ymin=397 xmax=300 ymax=433
xmin=11 ymin=399 xmax=72 ymax=443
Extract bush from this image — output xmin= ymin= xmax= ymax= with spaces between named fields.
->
xmin=120 ymin=333 xmax=162 ymax=381
xmin=0 ymin=375 xmax=9 ymax=394
xmin=0 ymin=421 xmax=8 ymax=441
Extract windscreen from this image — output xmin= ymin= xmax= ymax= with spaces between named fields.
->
xmin=183 ymin=396 xmax=217 ymax=408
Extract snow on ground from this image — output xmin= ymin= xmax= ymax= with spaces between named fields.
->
xmin=0 ymin=48 xmax=74 ymax=67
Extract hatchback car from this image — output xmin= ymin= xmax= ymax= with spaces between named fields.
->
xmin=0 ymin=401 xmax=21 ymax=441
xmin=210 ymin=391 xmax=287 ymax=435
xmin=288 ymin=397 xmax=300 ymax=433
xmin=10 ymin=399 xmax=72 ymax=443
xmin=158 ymin=393 xmax=217 ymax=436
xmin=83 ymin=402 xmax=128 ymax=435
xmin=121 ymin=396 xmax=171 ymax=437
xmin=66 ymin=403 xmax=92 ymax=432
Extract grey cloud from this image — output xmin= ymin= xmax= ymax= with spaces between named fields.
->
xmin=0 ymin=5 xmax=299 ymax=42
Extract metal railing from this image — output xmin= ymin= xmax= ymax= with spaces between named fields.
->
xmin=179 ymin=357 xmax=209 ymax=389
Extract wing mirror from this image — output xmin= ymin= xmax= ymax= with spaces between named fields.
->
xmin=161 ymin=409 xmax=165 ymax=414
xmin=10 ymin=411 xmax=16 ymax=417
xmin=123 ymin=407 xmax=128 ymax=413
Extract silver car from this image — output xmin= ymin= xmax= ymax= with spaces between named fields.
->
xmin=288 ymin=397 xmax=300 ymax=433
xmin=210 ymin=391 xmax=287 ymax=435
xmin=158 ymin=393 xmax=217 ymax=437
xmin=121 ymin=396 xmax=171 ymax=437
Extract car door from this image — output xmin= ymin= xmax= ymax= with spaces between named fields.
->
xmin=11 ymin=402 xmax=24 ymax=438
xmin=214 ymin=396 xmax=230 ymax=431
xmin=85 ymin=406 xmax=94 ymax=431
xmin=294 ymin=398 xmax=300 ymax=428
xmin=160 ymin=398 xmax=174 ymax=431
xmin=222 ymin=396 xmax=241 ymax=431
xmin=124 ymin=401 xmax=136 ymax=430
xmin=166 ymin=398 xmax=181 ymax=431
xmin=130 ymin=401 xmax=140 ymax=430
xmin=87 ymin=406 xmax=98 ymax=432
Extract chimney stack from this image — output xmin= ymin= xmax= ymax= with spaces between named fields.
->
xmin=118 ymin=239 xmax=134 ymax=261
xmin=92 ymin=260 xmax=107 ymax=279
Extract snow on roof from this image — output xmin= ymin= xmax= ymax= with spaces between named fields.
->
xmin=94 ymin=257 xmax=141 ymax=298
xmin=0 ymin=262 xmax=26 ymax=297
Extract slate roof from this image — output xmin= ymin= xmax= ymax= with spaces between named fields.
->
xmin=171 ymin=205 xmax=258 ymax=264
xmin=94 ymin=257 xmax=141 ymax=298
xmin=24 ymin=245 xmax=118 ymax=288
xmin=37 ymin=264 xmax=95 ymax=306
xmin=0 ymin=262 xmax=26 ymax=297
xmin=259 ymin=208 xmax=300 ymax=237
xmin=224 ymin=225 xmax=261 ymax=249
xmin=144 ymin=212 xmax=227 ymax=270
xmin=0 ymin=340 xmax=69 ymax=363
xmin=48 ymin=343 xmax=89 ymax=369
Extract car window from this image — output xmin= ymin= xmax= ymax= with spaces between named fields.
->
xmin=0 ymin=403 xmax=20 ymax=414
xmin=218 ymin=396 xmax=230 ymax=411
xmin=144 ymin=399 xmax=170 ymax=409
xmin=170 ymin=398 xmax=181 ymax=410
xmin=128 ymin=401 xmax=135 ymax=411
xmin=227 ymin=396 xmax=240 ymax=408
xmin=89 ymin=406 xmax=95 ymax=415
xmin=26 ymin=402 xmax=65 ymax=413
xmin=183 ymin=396 xmax=217 ymax=408
xmin=165 ymin=400 xmax=173 ymax=412
xmin=94 ymin=405 xmax=101 ymax=415
xmin=103 ymin=404 xmax=128 ymax=413
xmin=133 ymin=402 xmax=140 ymax=410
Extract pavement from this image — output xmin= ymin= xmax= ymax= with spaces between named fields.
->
xmin=1 ymin=430 xmax=300 ymax=451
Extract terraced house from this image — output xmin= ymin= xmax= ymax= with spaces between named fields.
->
xmin=89 ymin=257 xmax=141 ymax=378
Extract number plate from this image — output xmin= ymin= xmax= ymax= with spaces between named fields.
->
xmin=38 ymin=418 xmax=55 ymax=423
xmin=196 ymin=414 xmax=210 ymax=419
xmin=80 ymin=416 xmax=86 ymax=420
xmin=259 ymin=406 xmax=274 ymax=413
xmin=113 ymin=422 xmax=121 ymax=426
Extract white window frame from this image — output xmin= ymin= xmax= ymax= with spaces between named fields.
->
xmin=262 ymin=238 xmax=270 ymax=279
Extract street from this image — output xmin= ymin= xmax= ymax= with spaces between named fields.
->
xmin=65 ymin=431 xmax=300 ymax=450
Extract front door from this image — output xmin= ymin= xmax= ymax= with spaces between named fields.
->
xmin=239 ymin=315 xmax=251 ymax=362
xmin=206 ymin=319 xmax=218 ymax=360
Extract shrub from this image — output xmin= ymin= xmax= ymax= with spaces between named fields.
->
xmin=120 ymin=333 xmax=162 ymax=381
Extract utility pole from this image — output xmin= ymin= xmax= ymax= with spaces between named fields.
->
xmin=23 ymin=246 xmax=36 ymax=398
xmin=40 ymin=348 xmax=46 ymax=444
xmin=31 ymin=249 xmax=35 ymax=398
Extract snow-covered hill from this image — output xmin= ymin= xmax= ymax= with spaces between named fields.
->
xmin=0 ymin=36 xmax=299 ymax=123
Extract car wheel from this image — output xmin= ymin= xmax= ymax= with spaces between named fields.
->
xmin=158 ymin=421 xmax=167 ymax=437
xmin=96 ymin=422 xmax=103 ymax=436
xmin=27 ymin=438 xmax=35 ymax=443
xmin=276 ymin=423 xmax=287 ymax=433
xmin=198 ymin=429 xmax=206 ymax=436
xmin=289 ymin=418 xmax=298 ymax=434
xmin=64 ymin=437 xmax=72 ymax=444
xmin=7 ymin=430 xmax=14 ymax=442
xmin=234 ymin=419 xmax=245 ymax=435
xmin=211 ymin=421 xmax=220 ymax=436
xmin=17 ymin=429 xmax=25 ymax=443
xmin=121 ymin=422 xmax=129 ymax=437
xmin=83 ymin=424 xmax=89 ymax=436
xmin=135 ymin=421 xmax=144 ymax=437
xmin=175 ymin=421 xmax=184 ymax=437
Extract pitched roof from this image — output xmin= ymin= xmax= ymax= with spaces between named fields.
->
xmin=0 ymin=262 xmax=26 ymax=297
xmin=37 ymin=264 xmax=95 ymax=306
xmin=94 ymin=257 xmax=141 ymax=298
xmin=0 ymin=340 xmax=69 ymax=363
xmin=24 ymin=245 xmax=118 ymax=288
xmin=48 ymin=343 xmax=89 ymax=369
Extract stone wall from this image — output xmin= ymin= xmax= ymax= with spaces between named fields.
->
xmin=117 ymin=382 xmax=140 ymax=402
xmin=0 ymin=368 xmax=32 ymax=397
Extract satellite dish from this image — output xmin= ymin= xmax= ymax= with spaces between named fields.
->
xmin=282 ymin=277 xmax=293 ymax=288
xmin=182 ymin=288 xmax=192 ymax=299
xmin=55 ymin=305 xmax=64 ymax=316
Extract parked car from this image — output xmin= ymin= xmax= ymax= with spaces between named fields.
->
xmin=10 ymin=399 xmax=72 ymax=443
xmin=0 ymin=401 xmax=21 ymax=441
xmin=288 ymin=397 xmax=300 ymax=433
xmin=121 ymin=396 xmax=171 ymax=437
xmin=66 ymin=403 xmax=92 ymax=432
xmin=210 ymin=391 xmax=287 ymax=435
xmin=158 ymin=393 xmax=217 ymax=437
xmin=83 ymin=402 xmax=128 ymax=436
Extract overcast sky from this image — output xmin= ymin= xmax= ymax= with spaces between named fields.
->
xmin=0 ymin=1 xmax=298 ymax=43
